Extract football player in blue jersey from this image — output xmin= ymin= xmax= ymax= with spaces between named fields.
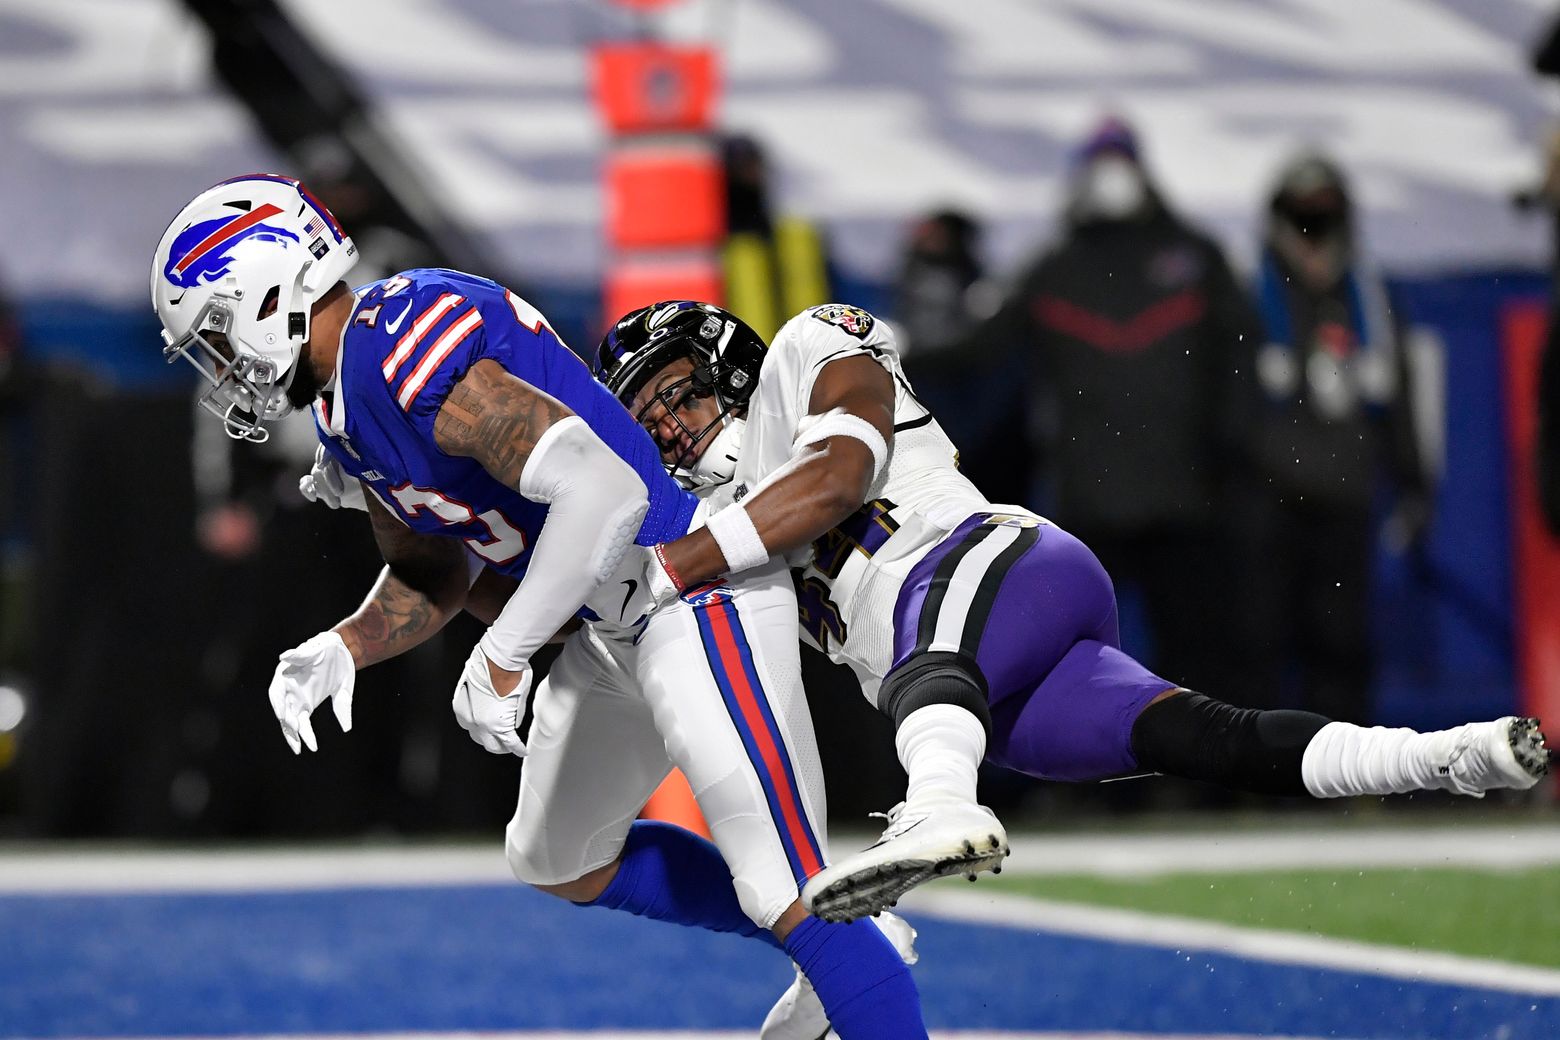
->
xmin=151 ymin=175 xmax=925 ymax=1040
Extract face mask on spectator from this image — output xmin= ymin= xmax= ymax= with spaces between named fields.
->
xmin=1271 ymin=196 xmax=1352 ymax=289
xmin=1073 ymin=155 xmax=1149 ymax=221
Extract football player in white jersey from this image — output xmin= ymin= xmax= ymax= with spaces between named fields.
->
xmin=592 ymin=300 xmax=1552 ymax=923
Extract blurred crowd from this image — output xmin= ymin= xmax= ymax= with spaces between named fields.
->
xmin=1 ymin=97 xmax=1555 ymax=838
xmin=896 ymin=118 xmax=1429 ymax=736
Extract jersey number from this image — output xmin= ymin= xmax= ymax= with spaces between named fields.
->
xmin=390 ymin=484 xmax=528 ymax=565
xmin=794 ymin=573 xmax=846 ymax=654
xmin=811 ymin=498 xmax=899 ymax=580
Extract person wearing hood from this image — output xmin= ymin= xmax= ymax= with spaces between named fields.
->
xmin=988 ymin=116 xmax=1261 ymax=697
xmin=1238 ymin=152 xmax=1431 ymax=725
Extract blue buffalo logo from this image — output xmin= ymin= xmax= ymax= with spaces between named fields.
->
xmin=163 ymin=204 xmax=299 ymax=290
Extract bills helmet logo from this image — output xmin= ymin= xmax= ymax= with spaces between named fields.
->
xmin=162 ymin=203 xmax=300 ymax=290
xmin=810 ymin=304 xmax=875 ymax=339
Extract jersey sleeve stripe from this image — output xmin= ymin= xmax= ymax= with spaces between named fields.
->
xmin=396 ymin=307 xmax=484 ymax=411
xmin=504 ymin=289 xmax=551 ymax=335
xmin=381 ymin=293 xmax=463 ymax=382
xmin=809 ymin=345 xmax=869 ymax=371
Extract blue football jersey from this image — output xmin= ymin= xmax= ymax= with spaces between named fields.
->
xmin=311 ymin=268 xmax=696 ymax=581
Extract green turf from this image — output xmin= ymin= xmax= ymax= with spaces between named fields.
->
xmin=986 ymin=866 xmax=1560 ymax=968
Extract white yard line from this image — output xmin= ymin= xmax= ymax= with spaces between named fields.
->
xmin=902 ymin=886 xmax=1560 ymax=996
xmin=5 ymin=833 xmax=1555 ymax=1012
xmin=0 ymin=844 xmax=516 ymax=893
xmin=993 ymin=823 xmax=1560 ymax=876
xmin=3 ymin=823 xmax=1560 ymax=893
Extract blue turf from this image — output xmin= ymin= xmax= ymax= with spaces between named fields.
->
xmin=2 ymin=884 xmax=1557 ymax=1039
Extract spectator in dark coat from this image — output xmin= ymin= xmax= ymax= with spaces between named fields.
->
xmin=989 ymin=116 xmax=1261 ymax=694
xmin=1237 ymin=152 xmax=1430 ymax=724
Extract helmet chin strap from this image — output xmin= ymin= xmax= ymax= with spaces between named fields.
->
xmin=683 ymin=416 xmax=746 ymax=489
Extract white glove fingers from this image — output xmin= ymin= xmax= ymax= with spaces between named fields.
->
xmin=269 ymin=631 xmax=357 ymax=751
xmin=452 ymin=642 xmax=531 ymax=757
xmin=297 ymin=712 xmax=318 ymax=753
xmin=332 ymin=675 xmax=355 ymax=732
xmin=267 ymin=686 xmax=289 ymax=720
xmin=277 ymin=643 xmax=311 ymax=665
xmin=269 ymin=664 xmax=301 ymax=752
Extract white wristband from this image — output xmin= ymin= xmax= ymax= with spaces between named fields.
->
xmin=793 ymin=409 xmax=889 ymax=482
xmin=705 ymin=502 xmax=769 ymax=574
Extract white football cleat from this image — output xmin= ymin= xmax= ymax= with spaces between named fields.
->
xmin=800 ymin=799 xmax=1009 ymax=923
xmin=760 ymin=911 xmax=919 ymax=1040
xmin=1435 ymin=716 xmax=1550 ymax=797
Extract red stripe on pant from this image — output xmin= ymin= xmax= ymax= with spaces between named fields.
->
xmin=703 ymin=599 xmax=823 ymax=880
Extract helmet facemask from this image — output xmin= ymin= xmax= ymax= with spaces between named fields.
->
xmin=632 ymin=361 xmax=748 ymax=489
xmin=163 ymin=284 xmax=305 ymax=443
xmin=597 ymin=301 xmax=767 ymax=489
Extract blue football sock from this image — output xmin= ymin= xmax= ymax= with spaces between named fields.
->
xmin=582 ymin=820 xmax=782 ymax=951
xmin=783 ymin=914 xmax=927 ymax=1039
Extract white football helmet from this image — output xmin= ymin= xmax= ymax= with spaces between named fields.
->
xmin=151 ymin=174 xmax=358 ymax=441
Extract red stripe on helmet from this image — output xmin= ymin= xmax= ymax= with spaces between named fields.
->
xmin=174 ymin=203 xmax=285 ymax=275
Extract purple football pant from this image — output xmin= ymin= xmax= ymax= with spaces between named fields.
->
xmin=890 ymin=514 xmax=1176 ymax=782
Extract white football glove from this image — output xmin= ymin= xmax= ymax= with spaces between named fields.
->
xmin=299 ymin=443 xmax=367 ymax=512
xmin=267 ymin=631 xmax=356 ymax=754
xmin=584 ymin=544 xmax=682 ymax=629
xmin=452 ymin=643 xmax=531 ymax=757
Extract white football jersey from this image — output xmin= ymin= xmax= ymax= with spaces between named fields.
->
xmin=704 ymin=304 xmax=1008 ymax=696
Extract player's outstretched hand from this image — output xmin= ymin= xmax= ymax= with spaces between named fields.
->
xmin=299 ymin=443 xmax=367 ymax=512
xmin=452 ymin=643 xmax=531 ymax=757
xmin=267 ymin=631 xmax=356 ymax=754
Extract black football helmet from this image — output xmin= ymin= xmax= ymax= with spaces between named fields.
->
xmin=595 ymin=301 xmax=767 ymax=486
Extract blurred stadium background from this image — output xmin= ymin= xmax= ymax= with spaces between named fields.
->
xmin=3 ymin=1 xmax=1560 ymax=1038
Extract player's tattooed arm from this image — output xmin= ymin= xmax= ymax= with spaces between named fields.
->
xmin=334 ymin=493 xmax=469 ymax=669
xmin=433 ymin=359 xmax=574 ymax=488
xmin=435 ymin=357 xmax=646 ymax=680
xmin=662 ymin=354 xmax=895 ymax=586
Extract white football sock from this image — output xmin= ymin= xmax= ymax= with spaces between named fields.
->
xmin=896 ymin=704 xmax=986 ymax=807
xmin=1300 ymin=721 xmax=1456 ymax=798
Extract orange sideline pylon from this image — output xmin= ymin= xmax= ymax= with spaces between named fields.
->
xmin=640 ymin=769 xmax=711 ymax=838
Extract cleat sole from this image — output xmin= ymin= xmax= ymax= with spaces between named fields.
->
xmin=805 ymin=839 xmax=1012 ymax=922
xmin=1510 ymin=717 xmax=1551 ymax=781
